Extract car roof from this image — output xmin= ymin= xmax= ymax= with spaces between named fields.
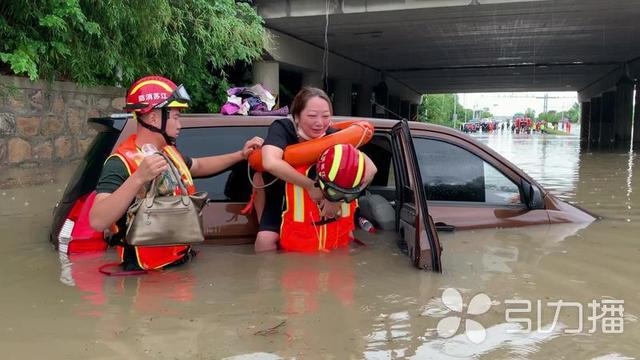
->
xmin=179 ymin=113 xmax=460 ymax=136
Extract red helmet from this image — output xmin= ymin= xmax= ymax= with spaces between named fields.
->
xmin=124 ymin=76 xmax=189 ymax=115
xmin=316 ymin=144 xmax=366 ymax=202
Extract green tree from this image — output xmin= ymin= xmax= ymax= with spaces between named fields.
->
xmin=462 ymin=108 xmax=473 ymax=122
xmin=0 ymin=0 xmax=265 ymax=111
xmin=538 ymin=111 xmax=560 ymax=122
xmin=525 ymin=108 xmax=536 ymax=119
xmin=418 ymin=94 xmax=428 ymax=122
xmin=418 ymin=93 xmax=452 ymax=125
xmin=565 ymin=102 xmax=580 ymax=123
xmin=418 ymin=93 xmax=479 ymax=128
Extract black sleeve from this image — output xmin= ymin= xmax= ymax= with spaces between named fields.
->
xmin=264 ymin=118 xmax=296 ymax=150
xmin=95 ymin=156 xmax=129 ymax=194
xmin=326 ymin=127 xmax=339 ymax=135
xmin=184 ymin=156 xmax=192 ymax=169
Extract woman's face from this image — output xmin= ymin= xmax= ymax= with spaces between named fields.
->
xmin=297 ymin=96 xmax=332 ymax=139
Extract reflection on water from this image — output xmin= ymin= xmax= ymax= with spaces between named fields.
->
xmin=1 ymin=132 xmax=639 ymax=359
xmin=410 ymin=322 xmax=564 ymax=360
xmin=474 ymin=132 xmax=640 ymax=222
xmin=472 ymin=132 xmax=582 ymax=201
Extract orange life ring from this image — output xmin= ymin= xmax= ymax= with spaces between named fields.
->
xmin=248 ymin=120 xmax=374 ymax=172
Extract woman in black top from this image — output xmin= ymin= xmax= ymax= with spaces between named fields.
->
xmin=254 ymin=87 xmax=377 ymax=252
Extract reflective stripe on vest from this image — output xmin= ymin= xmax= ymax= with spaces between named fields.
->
xmin=281 ymin=164 xmax=357 ymax=252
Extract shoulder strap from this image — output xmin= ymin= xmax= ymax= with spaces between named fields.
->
xmin=160 ymin=152 xmax=189 ymax=196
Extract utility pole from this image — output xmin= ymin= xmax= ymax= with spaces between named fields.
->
xmin=453 ymin=94 xmax=457 ymax=129
xmin=463 ymin=93 xmax=467 ymax=122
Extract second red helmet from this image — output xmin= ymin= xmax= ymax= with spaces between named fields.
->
xmin=124 ymin=75 xmax=189 ymax=115
xmin=316 ymin=144 xmax=366 ymax=191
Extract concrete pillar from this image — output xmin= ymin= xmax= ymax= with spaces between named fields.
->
xmin=252 ymin=61 xmax=279 ymax=97
xmin=372 ymin=81 xmax=389 ymax=118
xmin=302 ymin=71 xmax=323 ymax=89
xmin=356 ymin=84 xmax=373 ymax=117
xmin=388 ymin=95 xmax=401 ymax=119
xmin=614 ymin=77 xmax=634 ymax=144
xmin=580 ymin=101 xmax=591 ymax=145
xmin=333 ymin=79 xmax=352 ymax=116
xmin=634 ymin=80 xmax=640 ymax=144
xmin=410 ymin=103 xmax=418 ymax=121
xmin=400 ymin=100 xmax=410 ymax=120
xmin=590 ymin=97 xmax=602 ymax=145
xmin=600 ymin=91 xmax=616 ymax=146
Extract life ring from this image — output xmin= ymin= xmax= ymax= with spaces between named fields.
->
xmin=248 ymin=120 xmax=374 ymax=172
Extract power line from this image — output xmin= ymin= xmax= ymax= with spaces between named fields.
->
xmin=473 ymin=93 xmax=576 ymax=100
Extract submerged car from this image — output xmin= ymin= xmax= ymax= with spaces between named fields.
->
xmin=50 ymin=114 xmax=596 ymax=272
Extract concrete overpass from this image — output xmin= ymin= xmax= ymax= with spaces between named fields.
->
xmin=251 ymin=0 xmax=640 ymax=145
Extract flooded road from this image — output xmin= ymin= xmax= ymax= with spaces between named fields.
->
xmin=1 ymin=131 xmax=639 ymax=359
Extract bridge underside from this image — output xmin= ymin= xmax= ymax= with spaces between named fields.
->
xmin=258 ymin=0 xmax=640 ymax=93
xmin=253 ymin=0 xmax=640 ymax=145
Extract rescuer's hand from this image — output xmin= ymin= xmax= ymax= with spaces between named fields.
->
xmin=308 ymin=186 xmax=324 ymax=203
xmin=319 ymin=199 xmax=341 ymax=218
xmin=134 ymin=154 xmax=168 ymax=183
xmin=242 ymin=137 xmax=264 ymax=160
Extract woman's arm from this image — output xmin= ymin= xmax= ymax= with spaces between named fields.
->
xmin=262 ymin=145 xmax=324 ymax=201
xmin=262 ymin=145 xmax=314 ymax=188
xmin=321 ymin=153 xmax=378 ymax=218
xmin=361 ymin=153 xmax=378 ymax=186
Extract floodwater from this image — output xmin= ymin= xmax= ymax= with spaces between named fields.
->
xmin=1 ymin=130 xmax=639 ymax=359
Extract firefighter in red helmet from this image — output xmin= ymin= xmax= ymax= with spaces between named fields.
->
xmin=90 ymin=76 xmax=263 ymax=270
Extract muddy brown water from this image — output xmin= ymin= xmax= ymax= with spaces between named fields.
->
xmin=1 ymin=131 xmax=639 ymax=359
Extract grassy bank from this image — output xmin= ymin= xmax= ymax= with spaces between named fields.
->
xmin=543 ymin=128 xmax=570 ymax=136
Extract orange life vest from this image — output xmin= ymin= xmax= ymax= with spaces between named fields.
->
xmin=280 ymin=165 xmax=357 ymax=252
xmin=109 ymin=134 xmax=196 ymax=270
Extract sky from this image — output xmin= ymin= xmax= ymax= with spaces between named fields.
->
xmin=456 ymin=92 xmax=578 ymax=117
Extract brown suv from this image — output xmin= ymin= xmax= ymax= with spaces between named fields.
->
xmin=50 ymin=114 xmax=595 ymax=272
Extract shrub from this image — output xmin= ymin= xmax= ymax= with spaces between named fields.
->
xmin=0 ymin=0 xmax=265 ymax=111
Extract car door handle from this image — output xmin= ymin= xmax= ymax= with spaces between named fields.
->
xmin=435 ymin=222 xmax=455 ymax=232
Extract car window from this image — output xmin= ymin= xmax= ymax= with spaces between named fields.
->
xmin=413 ymin=138 xmax=521 ymax=205
xmin=359 ymin=136 xmax=395 ymax=187
xmin=177 ymin=126 xmax=268 ymax=201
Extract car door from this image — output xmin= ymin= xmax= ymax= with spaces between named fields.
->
xmin=411 ymin=131 xmax=549 ymax=230
xmin=177 ymin=125 xmax=268 ymax=245
xmin=391 ymin=121 xmax=442 ymax=272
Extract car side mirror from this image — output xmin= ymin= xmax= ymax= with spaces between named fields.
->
xmin=520 ymin=179 xmax=545 ymax=210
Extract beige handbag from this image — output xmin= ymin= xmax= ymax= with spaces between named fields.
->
xmin=125 ymin=153 xmax=208 ymax=246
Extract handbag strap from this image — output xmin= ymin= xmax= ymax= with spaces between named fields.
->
xmin=145 ymin=170 xmax=160 ymax=204
xmin=160 ymin=151 xmax=190 ymax=197
xmin=144 ymin=152 xmax=190 ymax=202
